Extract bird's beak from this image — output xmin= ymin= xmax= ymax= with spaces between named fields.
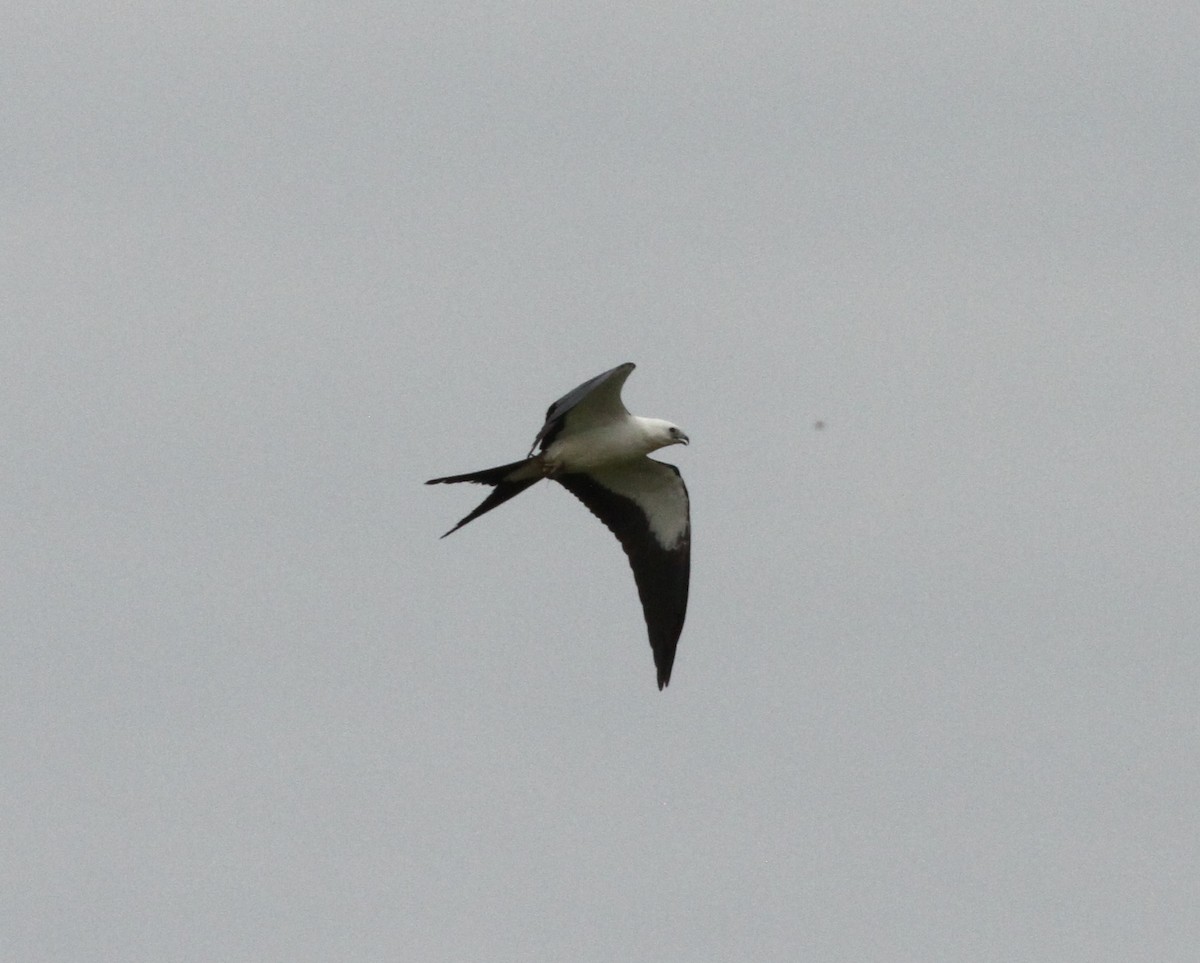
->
xmin=679 ymin=433 xmax=690 ymax=446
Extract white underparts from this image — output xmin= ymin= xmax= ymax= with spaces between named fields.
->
xmin=543 ymin=417 xmax=669 ymax=473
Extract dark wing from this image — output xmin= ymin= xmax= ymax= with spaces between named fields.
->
xmin=555 ymin=458 xmax=690 ymax=689
xmin=530 ymin=362 xmax=636 ymax=454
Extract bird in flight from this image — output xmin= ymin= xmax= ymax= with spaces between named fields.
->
xmin=427 ymin=362 xmax=691 ymax=689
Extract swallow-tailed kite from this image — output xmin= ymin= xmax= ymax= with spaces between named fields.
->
xmin=427 ymin=362 xmax=690 ymax=689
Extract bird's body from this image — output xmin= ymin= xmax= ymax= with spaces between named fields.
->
xmin=543 ymin=416 xmax=678 ymax=472
xmin=427 ymin=363 xmax=691 ymax=689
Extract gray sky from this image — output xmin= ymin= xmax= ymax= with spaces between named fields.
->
xmin=6 ymin=3 xmax=1199 ymax=960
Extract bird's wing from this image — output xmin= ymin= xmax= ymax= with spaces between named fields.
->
xmin=555 ymin=457 xmax=690 ymax=689
xmin=531 ymin=362 xmax=635 ymax=454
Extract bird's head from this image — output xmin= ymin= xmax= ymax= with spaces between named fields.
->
xmin=645 ymin=419 xmax=689 ymax=451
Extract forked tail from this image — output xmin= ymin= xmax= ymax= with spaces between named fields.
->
xmin=426 ymin=457 xmax=543 ymax=538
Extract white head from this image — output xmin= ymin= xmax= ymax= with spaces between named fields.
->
xmin=641 ymin=418 xmax=690 ymax=452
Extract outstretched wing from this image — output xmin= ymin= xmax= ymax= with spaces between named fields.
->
xmin=555 ymin=458 xmax=690 ymax=689
xmin=530 ymin=362 xmax=635 ymax=454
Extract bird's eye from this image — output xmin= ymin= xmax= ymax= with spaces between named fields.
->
xmin=670 ymin=427 xmax=679 ymax=437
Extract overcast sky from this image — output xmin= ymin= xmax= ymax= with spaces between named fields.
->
xmin=5 ymin=3 xmax=1199 ymax=960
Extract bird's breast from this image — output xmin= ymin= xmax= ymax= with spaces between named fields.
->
xmin=544 ymin=422 xmax=652 ymax=472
